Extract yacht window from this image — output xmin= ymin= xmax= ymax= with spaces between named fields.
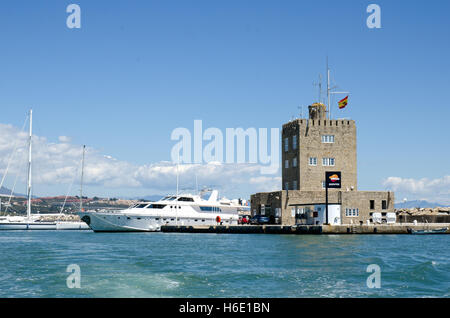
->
xmin=135 ymin=203 xmax=149 ymax=208
xmin=171 ymin=218 xmax=175 ymax=221
xmin=178 ymin=197 xmax=194 ymax=202
xmin=147 ymin=204 xmax=166 ymax=209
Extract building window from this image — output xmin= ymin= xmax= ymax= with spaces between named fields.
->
xmin=322 ymin=135 xmax=335 ymax=143
xmin=293 ymin=135 xmax=297 ymax=150
xmin=284 ymin=182 xmax=289 ymax=190
xmin=285 ymin=160 xmax=289 ymax=169
xmin=309 ymin=157 xmax=317 ymax=166
xmin=382 ymin=200 xmax=387 ymax=210
xmin=345 ymin=208 xmax=359 ymax=217
xmin=293 ymin=157 xmax=297 ymax=167
xmin=293 ymin=180 xmax=298 ymax=190
xmin=284 ymin=137 xmax=289 ymax=152
xmin=322 ymin=158 xmax=335 ymax=166
xmin=370 ymin=200 xmax=375 ymax=210
xmin=322 ymin=181 xmax=326 ymax=189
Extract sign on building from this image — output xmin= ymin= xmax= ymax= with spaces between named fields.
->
xmin=325 ymin=171 xmax=342 ymax=189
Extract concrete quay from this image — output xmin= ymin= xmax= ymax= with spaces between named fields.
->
xmin=161 ymin=224 xmax=450 ymax=235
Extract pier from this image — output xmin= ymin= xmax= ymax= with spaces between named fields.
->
xmin=161 ymin=224 xmax=450 ymax=235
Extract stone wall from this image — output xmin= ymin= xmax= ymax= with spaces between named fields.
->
xmin=282 ymin=118 xmax=357 ymax=192
xmin=251 ymin=190 xmax=395 ymax=225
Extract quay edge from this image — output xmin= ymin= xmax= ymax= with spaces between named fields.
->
xmin=161 ymin=224 xmax=450 ymax=235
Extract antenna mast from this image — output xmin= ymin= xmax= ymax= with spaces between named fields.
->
xmin=26 ymin=109 xmax=32 ymax=220
xmin=313 ymin=74 xmax=323 ymax=104
xmin=327 ymin=58 xmax=331 ymax=119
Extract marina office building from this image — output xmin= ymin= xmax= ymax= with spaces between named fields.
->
xmin=251 ymin=103 xmax=395 ymax=225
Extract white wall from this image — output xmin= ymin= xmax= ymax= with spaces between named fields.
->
xmin=307 ymin=205 xmax=341 ymax=225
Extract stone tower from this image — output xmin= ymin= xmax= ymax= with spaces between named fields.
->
xmin=282 ymin=103 xmax=357 ymax=191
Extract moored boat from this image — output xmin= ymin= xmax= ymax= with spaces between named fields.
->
xmin=78 ymin=190 xmax=249 ymax=232
xmin=407 ymin=227 xmax=448 ymax=234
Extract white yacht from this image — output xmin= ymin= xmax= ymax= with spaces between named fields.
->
xmin=78 ymin=190 xmax=249 ymax=232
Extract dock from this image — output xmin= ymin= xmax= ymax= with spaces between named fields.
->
xmin=161 ymin=224 xmax=450 ymax=235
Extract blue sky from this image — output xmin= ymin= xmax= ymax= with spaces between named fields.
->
xmin=0 ymin=0 xmax=449 ymax=202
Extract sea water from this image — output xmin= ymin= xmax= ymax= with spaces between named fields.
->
xmin=0 ymin=231 xmax=448 ymax=297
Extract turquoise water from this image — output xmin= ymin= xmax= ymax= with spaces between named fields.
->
xmin=0 ymin=231 xmax=449 ymax=297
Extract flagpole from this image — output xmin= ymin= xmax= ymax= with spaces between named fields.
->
xmin=326 ymin=58 xmax=350 ymax=117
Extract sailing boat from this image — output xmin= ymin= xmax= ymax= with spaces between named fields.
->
xmin=0 ymin=109 xmax=89 ymax=230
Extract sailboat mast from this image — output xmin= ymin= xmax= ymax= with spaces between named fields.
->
xmin=26 ymin=109 xmax=32 ymax=220
xmin=176 ymin=153 xmax=179 ymax=198
xmin=176 ymin=154 xmax=179 ymax=225
xmin=80 ymin=145 xmax=85 ymax=212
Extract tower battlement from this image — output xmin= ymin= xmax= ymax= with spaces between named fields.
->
xmin=282 ymin=104 xmax=357 ymax=192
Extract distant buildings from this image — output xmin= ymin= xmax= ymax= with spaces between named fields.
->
xmin=251 ymin=103 xmax=395 ymax=225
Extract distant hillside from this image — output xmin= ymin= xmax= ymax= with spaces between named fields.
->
xmin=0 ymin=186 xmax=26 ymax=198
xmin=129 ymin=195 xmax=164 ymax=202
xmin=395 ymin=200 xmax=447 ymax=209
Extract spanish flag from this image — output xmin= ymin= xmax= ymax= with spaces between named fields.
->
xmin=338 ymin=96 xmax=348 ymax=109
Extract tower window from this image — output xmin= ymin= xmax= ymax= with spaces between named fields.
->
xmin=382 ymin=200 xmax=387 ymax=210
xmin=293 ymin=180 xmax=298 ymax=190
xmin=284 ymin=182 xmax=289 ymax=190
xmin=370 ymin=200 xmax=375 ymax=210
xmin=322 ymin=158 xmax=335 ymax=166
xmin=285 ymin=160 xmax=289 ymax=169
xmin=293 ymin=135 xmax=297 ymax=150
xmin=345 ymin=208 xmax=359 ymax=217
xmin=284 ymin=138 xmax=289 ymax=152
xmin=309 ymin=157 xmax=317 ymax=166
xmin=321 ymin=135 xmax=335 ymax=143
xmin=293 ymin=157 xmax=297 ymax=167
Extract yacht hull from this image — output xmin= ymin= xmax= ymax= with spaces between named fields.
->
xmin=78 ymin=212 xmax=161 ymax=232
xmin=0 ymin=221 xmax=90 ymax=230
xmin=78 ymin=211 xmax=238 ymax=232
xmin=0 ymin=222 xmax=57 ymax=230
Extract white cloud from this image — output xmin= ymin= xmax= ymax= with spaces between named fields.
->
xmin=0 ymin=123 xmax=280 ymax=198
xmin=58 ymin=136 xmax=71 ymax=143
xmin=382 ymin=176 xmax=450 ymax=205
